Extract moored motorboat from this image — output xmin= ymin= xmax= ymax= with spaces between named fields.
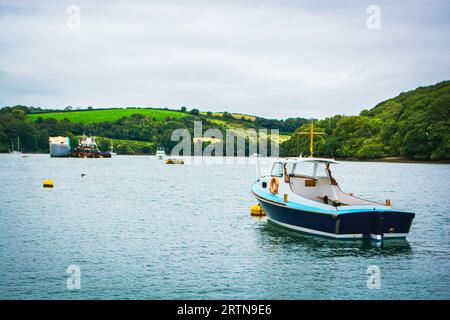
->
xmin=251 ymin=121 xmax=414 ymax=241
xmin=164 ymin=158 xmax=184 ymax=164
xmin=251 ymin=157 xmax=414 ymax=241
xmin=109 ymin=139 xmax=117 ymax=156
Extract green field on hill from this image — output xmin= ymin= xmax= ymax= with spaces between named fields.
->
xmin=208 ymin=118 xmax=291 ymax=142
xmin=200 ymin=111 xmax=256 ymax=121
xmin=26 ymin=108 xmax=187 ymax=123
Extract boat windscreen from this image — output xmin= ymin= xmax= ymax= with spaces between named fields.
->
xmin=288 ymin=161 xmax=328 ymax=178
xmin=270 ymin=162 xmax=284 ymax=177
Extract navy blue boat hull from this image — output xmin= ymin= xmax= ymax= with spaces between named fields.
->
xmin=255 ymin=195 xmax=415 ymax=239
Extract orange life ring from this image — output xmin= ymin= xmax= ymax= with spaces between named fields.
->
xmin=269 ymin=177 xmax=279 ymax=194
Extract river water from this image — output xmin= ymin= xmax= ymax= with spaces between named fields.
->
xmin=0 ymin=154 xmax=449 ymax=299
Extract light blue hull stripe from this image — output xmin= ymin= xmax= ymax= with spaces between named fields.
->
xmin=251 ymin=184 xmax=405 ymax=216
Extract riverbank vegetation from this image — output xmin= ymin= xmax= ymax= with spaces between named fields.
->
xmin=282 ymin=80 xmax=449 ymax=160
xmin=0 ymin=106 xmax=292 ymax=155
xmin=0 ymin=81 xmax=448 ymax=160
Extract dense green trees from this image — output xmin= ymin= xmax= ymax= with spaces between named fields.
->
xmin=254 ymin=117 xmax=309 ymax=133
xmin=283 ymin=80 xmax=450 ymax=160
xmin=0 ymin=107 xmax=39 ymax=152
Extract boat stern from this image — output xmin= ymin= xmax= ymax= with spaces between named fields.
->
xmin=336 ymin=209 xmax=415 ymax=240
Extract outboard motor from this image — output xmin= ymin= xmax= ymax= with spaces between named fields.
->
xmin=369 ymin=213 xmax=384 ymax=242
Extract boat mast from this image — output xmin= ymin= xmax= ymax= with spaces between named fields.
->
xmin=299 ymin=120 xmax=324 ymax=158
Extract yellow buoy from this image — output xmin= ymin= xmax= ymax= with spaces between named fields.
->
xmin=43 ymin=179 xmax=54 ymax=188
xmin=251 ymin=204 xmax=266 ymax=216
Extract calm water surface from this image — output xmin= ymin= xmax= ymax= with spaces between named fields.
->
xmin=0 ymin=154 xmax=449 ymax=299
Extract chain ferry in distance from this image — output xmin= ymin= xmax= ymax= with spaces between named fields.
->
xmin=251 ymin=122 xmax=415 ymax=241
xmin=70 ymin=134 xmax=111 ymax=158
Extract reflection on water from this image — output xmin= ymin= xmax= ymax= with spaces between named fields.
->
xmin=259 ymin=220 xmax=412 ymax=258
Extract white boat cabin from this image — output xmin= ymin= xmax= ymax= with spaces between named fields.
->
xmin=156 ymin=147 xmax=166 ymax=158
xmin=267 ymin=157 xmax=382 ymax=207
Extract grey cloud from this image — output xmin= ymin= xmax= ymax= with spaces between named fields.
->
xmin=0 ymin=0 xmax=448 ymax=118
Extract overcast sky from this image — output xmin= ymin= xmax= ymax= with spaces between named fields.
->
xmin=0 ymin=0 xmax=448 ymax=119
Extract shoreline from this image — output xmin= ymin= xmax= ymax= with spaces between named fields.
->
xmin=334 ymin=157 xmax=450 ymax=164
xmin=2 ymin=152 xmax=449 ymax=164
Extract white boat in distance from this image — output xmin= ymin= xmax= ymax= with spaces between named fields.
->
xmin=156 ymin=147 xmax=166 ymax=159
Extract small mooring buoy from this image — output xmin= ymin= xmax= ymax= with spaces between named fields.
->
xmin=250 ymin=204 xmax=266 ymax=216
xmin=43 ymin=179 xmax=54 ymax=188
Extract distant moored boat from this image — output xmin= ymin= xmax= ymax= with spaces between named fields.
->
xmin=9 ymin=137 xmax=22 ymax=155
xmin=156 ymin=147 xmax=166 ymax=159
xmin=109 ymin=139 xmax=117 ymax=156
xmin=70 ymin=134 xmax=103 ymax=158
xmin=49 ymin=136 xmax=71 ymax=157
xmin=164 ymin=158 xmax=184 ymax=164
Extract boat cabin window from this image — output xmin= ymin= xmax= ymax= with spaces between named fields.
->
xmin=294 ymin=162 xmax=316 ymax=177
xmin=289 ymin=162 xmax=329 ymax=179
xmin=285 ymin=162 xmax=294 ymax=175
xmin=270 ymin=162 xmax=284 ymax=177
